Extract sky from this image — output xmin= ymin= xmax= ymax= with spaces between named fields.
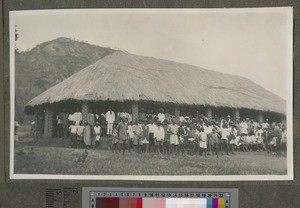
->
xmin=11 ymin=8 xmax=293 ymax=99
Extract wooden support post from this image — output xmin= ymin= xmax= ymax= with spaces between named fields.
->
xmin=257 ymin=111 xmax=264 ymax=124
xmin=207 ymin=107 xmax=212 ymax=121
xmin=234 ymin=108 xmax=240 ymax=122
xmin=174 ymin=106 xmax=180 ymax=117
xmin=281 ymin=115 xmax=286 ymax=124
xmin=44 ymin=104 xmax=54 ymax=138
xmin=82 ymin=102 xmax=89 ymax=124
xmin=132 ymin=102 xmax=139 ymax=122
xmin=35 ymin=107 xmax=44 ymax=139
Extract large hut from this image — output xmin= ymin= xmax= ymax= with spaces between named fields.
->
xmin=25 ymin=51 xmax=286 ymax=138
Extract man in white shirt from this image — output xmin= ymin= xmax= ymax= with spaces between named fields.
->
xmin=105 ymin=107 xmax=115 ymax=136
xmin=73 ymin=107 xmax=82 ymax=125
xmin=157 ymin=108 xmax=166 ymax=123
xmin=261 ymin=119 xmax=270 ymax=130
xmin=68 ymin=110 xmax=75 ymax=123
xmin=240 ymin=119 xmax=248 ymax=136
xmin=120 ymin=112 xmax=128 ymax=119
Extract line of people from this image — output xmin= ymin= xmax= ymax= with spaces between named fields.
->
xmin=56 ymin=107 xmax=287 ymax=157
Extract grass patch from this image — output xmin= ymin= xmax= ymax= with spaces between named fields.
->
xmin=14 ymin=144 xmax=287 ymax=176
xmin=16 ymin=124 xmax=32 ymax=139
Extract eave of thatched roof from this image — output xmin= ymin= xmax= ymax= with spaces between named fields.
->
xmin=25 ymin=51 xmax=286 ymax=114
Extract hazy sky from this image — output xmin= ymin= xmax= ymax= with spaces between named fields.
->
xmin=12 ymin=8 xmax=292 ymax=99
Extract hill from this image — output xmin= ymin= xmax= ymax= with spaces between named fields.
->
xmin=15 ymin=37 xmax=115 ymax=121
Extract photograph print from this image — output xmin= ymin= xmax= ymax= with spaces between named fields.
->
xmin=10 ymin=8 xmax=293 ymax=180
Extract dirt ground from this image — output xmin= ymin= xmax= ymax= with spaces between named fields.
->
xmin=14 ymin=140 xmax=287 ymax=176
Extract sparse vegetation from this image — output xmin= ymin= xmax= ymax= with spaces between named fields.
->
xmin=15 ymin=37 xmax=115 ymax=122
xmin=14 ymin=142 xmax=287 ymax=176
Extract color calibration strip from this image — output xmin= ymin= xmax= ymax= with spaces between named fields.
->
xmin=95 ymin=197 xmax=225 ymax=208
xmin=89 ymin=192 xmax=230 ymax=208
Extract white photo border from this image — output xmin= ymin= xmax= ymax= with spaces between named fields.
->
xmin=9 ymin=8 xmax=294 ymax=181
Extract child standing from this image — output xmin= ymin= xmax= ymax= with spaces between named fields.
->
xmin=132 ymin=120 xmax=142 ymax=153
xmin=76 ymin=121 xmax=85 ymax=149
xmin=281 ymin=127 xmax=287 ymax=156
xmin=111 ymin=128 xmax=120 ymax=153
xmin=68 ymin=121 xmax=78 ymax=148
xmin=140 ymin=121 xmax=148 ymax=153
xmin=127 ymin=121 xmax=134 ymax=152
xmin=255 ymin=127 xmax=265 ymax=151
xmin=94 ymin=122 xmax=101 ymax=149
xmin=228 ymin=125 xmax=237 ymax=154
xmin=198 ymin=127 xmax=208 ymax=157
xmin=186 ymin=124 xmax=196 ymax=155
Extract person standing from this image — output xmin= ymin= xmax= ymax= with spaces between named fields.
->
xmin=204 ymin=122 xmax=213 ymax=155
xmin=240 ymin=119 xmax=248 ymax=136
xmin=127 ymin=121 xmax=134 ymax=152
xmin=198 ymin=127 xmax=208 ymax=157
xmin=76 ymin=121 xmax=85 ymax=149
xmin=157 ymin=108 xmax=166 ymax=123
xmin=87 ymin=109 xmax=95 ymax=126
xmin=132 ymin=120 xmax=142 ymax=153
xmin=56 ymin=114 xmax=63 ymax=138
xmin=99 ymin=111 xmax=106 ymax=137
xmin=187 ymin=124 xmax=196 ymax=155
xmin=58 ymin=108 xmax=69 ymax=138
xmin=83 ymin=122 xmax=91 ymax=149
xmin=210 ymin=128 xmax=220 ymax=158
xmin=220 ymin=122 xmax=230 ymax=155
xmin=127 ymin=109 xmax=133 ymax=124
xmin=138 ymin=108 xmax=147 ymax=123
xmin=178 ymin=122 xmax=187 ymax=155
xmin=229 ymin=124 xmax=238 ymax=154
xmin=94 ymin=109 xmax=100 ymax=124
xmin=68 ymin=121 xmax=78 ymax=148
xmin=140 ymin=120 xmax=148 ymax=153
xmin=261 ymin=119 xmax=270 ymax=130
xmin=111 ymin=128 xmax=120 ymax=153
xmin=147 ymin=119 xmax=157 ymax=153
xmin=106 ymin=107 xmax=115 ymax=136
xmin=116 ymin=117 xmax=128 ymax=155
xmin=168 ymin=120 xmax=179 ymax=154
xmin=154 ymin=121 xmax=165 ymax=154
xmin=73 ymin=107 xmax=82 ymax=125
xmin=165 ymin=109 xmax=172 ymax=124
xmin=94 ymin=122 xmax=101 ymax=149
xmin=255 ymin=126 xmax=264 ymax=151
xmin=281 ymin=126 xmax=287 ymax=156
xmin=119 ymin=107 xmax=129 ymax=120
xmin=252 ymin=120 xmax=260 ymax=134
xmin=274 ymin=123 xmax=282 ymax=155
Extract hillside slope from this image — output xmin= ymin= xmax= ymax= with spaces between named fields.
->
xmin=15 ymin=37 xmax=115 ymax=121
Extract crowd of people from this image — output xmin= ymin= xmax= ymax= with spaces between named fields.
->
xmin=56 ymin=106 xmax=287 ymax=157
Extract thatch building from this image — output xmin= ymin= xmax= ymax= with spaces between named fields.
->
xmin=25 ymin=51 xmax=286 ymax=138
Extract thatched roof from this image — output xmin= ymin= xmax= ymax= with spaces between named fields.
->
xmin=26 ymin=51 xmax=286 ymax=114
